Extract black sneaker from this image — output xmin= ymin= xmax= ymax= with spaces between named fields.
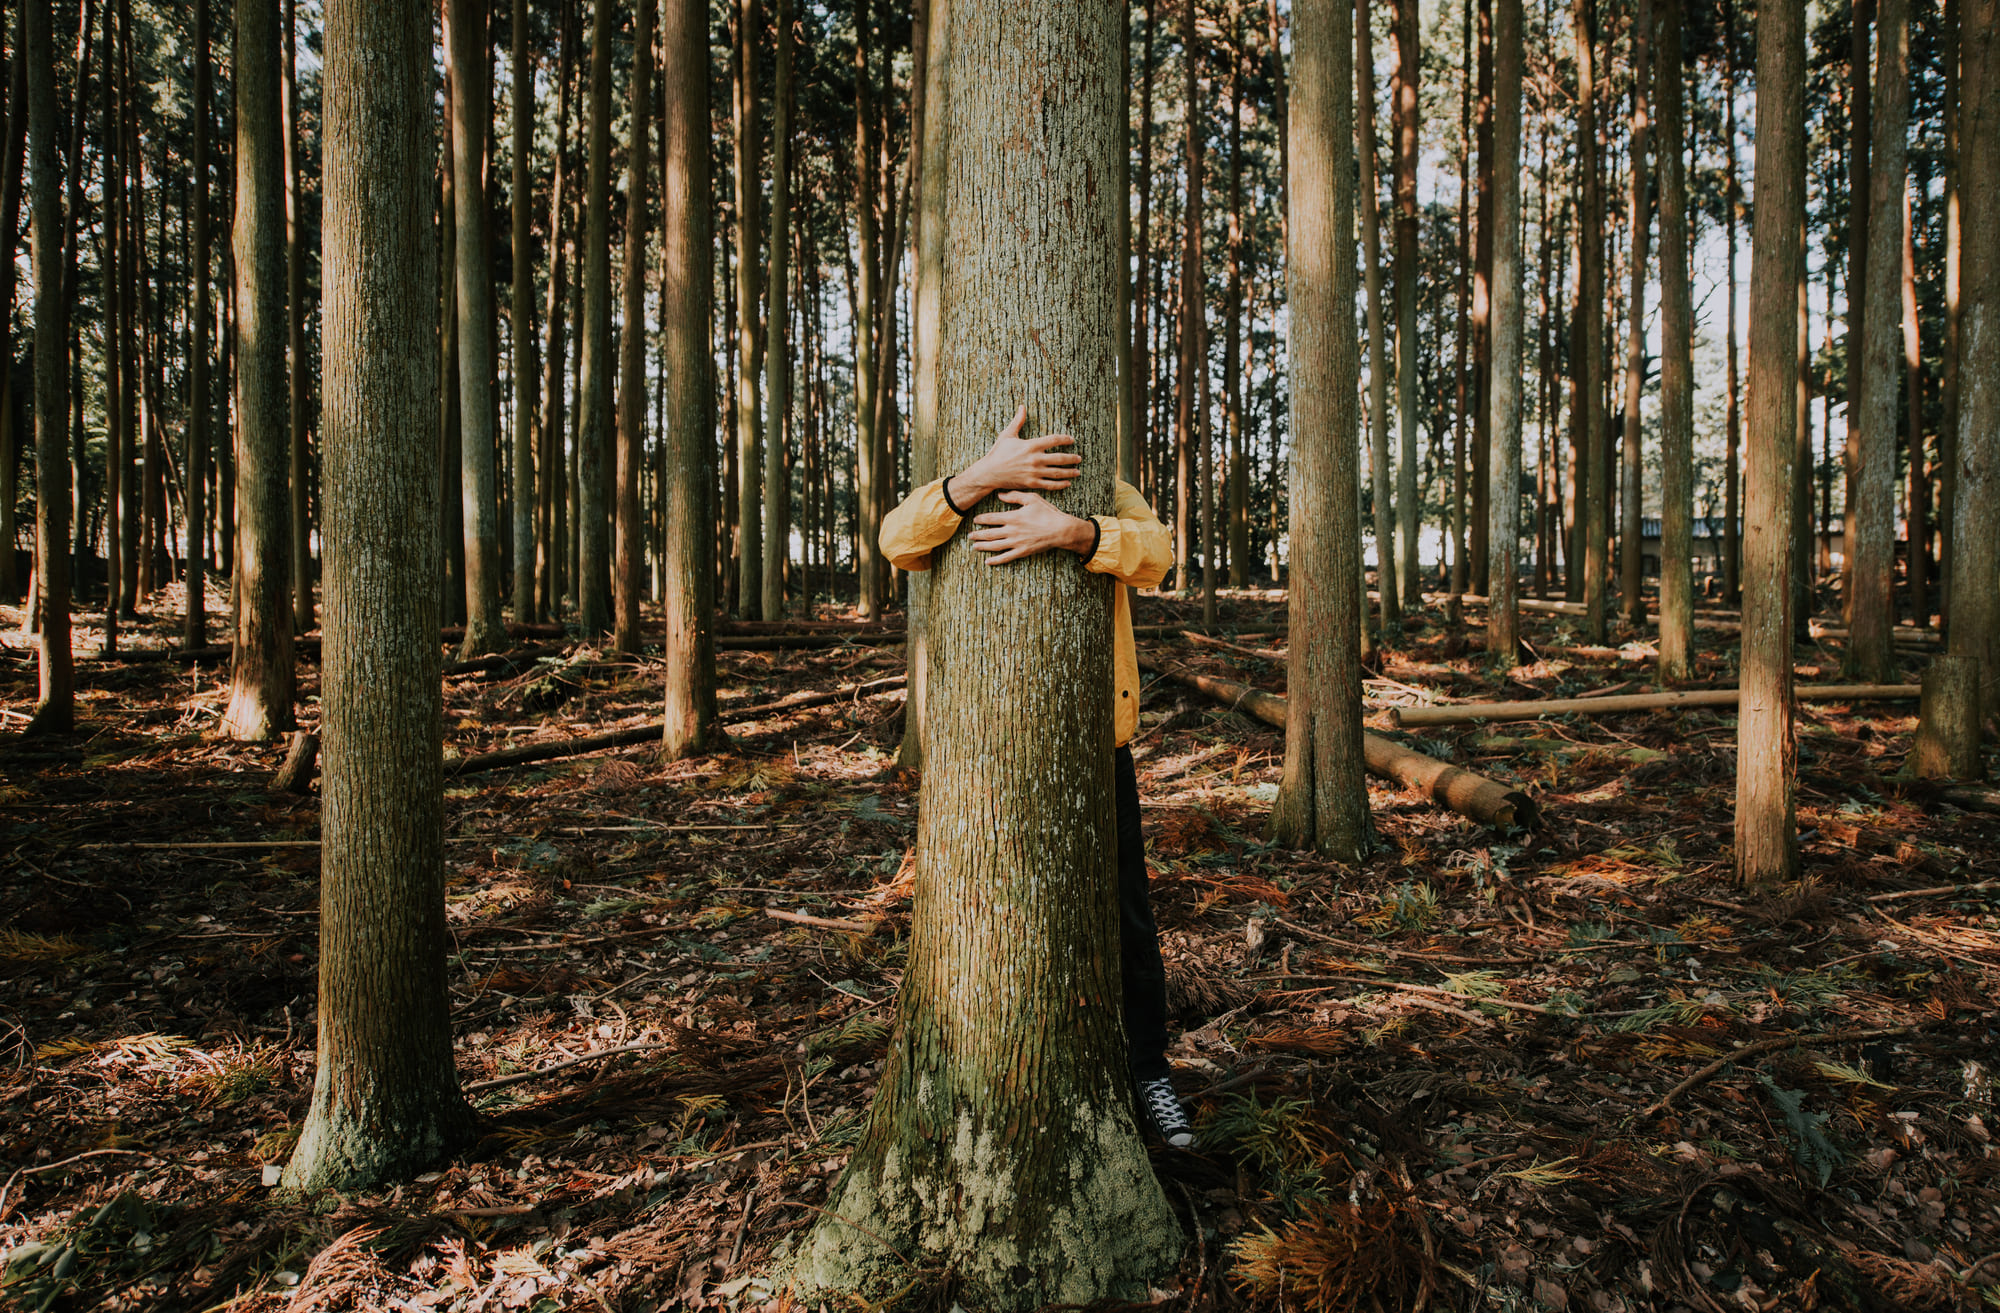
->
xmin=1137 ymin=1075 xmax=1195 ymax=1148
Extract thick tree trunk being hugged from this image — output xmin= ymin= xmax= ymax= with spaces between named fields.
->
xmin=284 ymin=0 xmax=475 ymax=1191
xmin=780 ymin=0 xmax=1182 ymax=1302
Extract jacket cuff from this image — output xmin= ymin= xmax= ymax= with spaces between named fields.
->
xmin=1084 ymin=516 xmax=1119 ymax=573
xmin=941 ymin=476 xmax=968 ymax=517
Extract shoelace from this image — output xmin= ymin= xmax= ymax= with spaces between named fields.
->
xmin=1140 ymin=1079 xmax=1190 ymax=1138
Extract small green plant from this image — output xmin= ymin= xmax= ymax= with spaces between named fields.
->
xmin=1355 ymin=881 xmax=1440 ymax=936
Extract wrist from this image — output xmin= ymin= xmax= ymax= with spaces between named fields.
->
xmin=1070 ymin=514 xmax=1102 ymax=558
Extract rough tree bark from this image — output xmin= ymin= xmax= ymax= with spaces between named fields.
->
xmin=1735 ymin=0 xmax=1804 ymax=884
xmin=184 ymin=0 xmax=209 ymax=648
xmin=1270 ymin=0 xmax=1368 ymax=858
xmin=1485 ymin=0 xmax=1523 ymax=666
xmin=1655 ymin=0 xmax=1695 ymax=681
xmin=284 ymin=0 xmax=311 ymax=633
xmin=22 ymin=0 xmax=67 ymax=734
xmin=1948 ymin=0 xmax=1997 ymax=721
xmin=282 ymin=0 xmax=476 ymax=1192
xmin=1617 ymin=0 xmax=1651 ymax=623
xmin=222 ymin=0 xmax=295 ymax=741
xmin=573 ymin=0 xmax=614 ymax=635
xmin=614 ymin=0 xmax=653 ymax=653
xmin=782 ymin=0 xmax=1183 ymax=1299
xmin=898 ymin=0 xmax=945 ymax=773
xmin=1358 ymin=0 xmax=1398 ymax=628
xmin=510 ymin=0 xmax=536 ymax=622
xmin=760 ymin=0 xmax=790 ymax=623
xmin=1392 ymin=0 xmax=1420 ymax=601
xmin=1575 ymin=0 xmax=1606 ymax=643
xmin=1849 ymin=0 xmax=1908 ymax=683
xmin=733 ymin=0 xmax=763 ymax=617
xmin=659 ymin=0 xmax=719 ymax=756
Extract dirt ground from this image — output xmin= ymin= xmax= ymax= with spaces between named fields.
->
xmin=2 ymin=586 xmax=1996 ymax=1312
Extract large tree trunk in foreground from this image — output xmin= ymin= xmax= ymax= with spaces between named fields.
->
xmin=785 ymin=0 xmax=1181 ymax=1300
xmin=283 ymin=0 xmax=476 ymax=1192
xmin=573 ymin=0 xmax=614 ymax=636
xmin=223 ymin=0 xmax=295 ymax=741
xmin=659 ymin=0 xmax=719 ymax=756
xmin=1485 ymin=0 xmax=1524 ymax=665
xmin=448 ymin=0 xmax=506 ymax=658
xmin=614 ymin=0 xmax=653 ymax=653
xmin=1849 ymin=0 xmax=1908 ymax=683
xmin=1270 ymin=0 xmax=1367 ymax=858
xmin=1948 ymin=0 xmax=1998 ymax=722
xmin=1654 ymin=0 xmax=1695 ymax=680
xmin=22 ymin=0 xmax=68 ymax=734
xmin=1735 ymin=0 xmax=1804 ymax=884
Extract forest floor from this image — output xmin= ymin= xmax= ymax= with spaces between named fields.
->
xmin=0 ymin=584 xmax=1997 ymax=1313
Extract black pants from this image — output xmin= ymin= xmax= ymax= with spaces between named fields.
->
xmin=1115 ymin=745 xmax=1171 ymax=1080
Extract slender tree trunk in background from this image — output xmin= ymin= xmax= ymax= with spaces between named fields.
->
xmin=1272 ymin=0 xmax=1367 ymax=858
xmin=733 ymin=0 xmax=763 ymax=617
xmin=1226 ymin=11 xmax=1247 ymax=587
xmin=897 ymin=0 xmax=942 ymax=773
xmin=1358 ymin=0 xmax=1397 ymax=628
xmin=1939 ymin=0 xmax=1959 ymax=625
xmin=1177 ymin=0 xmax=1200 ymax=602
xmin=224 ymin=0 xmax=295 ymax=741
xmin=1469 ymin=0 xmax=1492 ymax=592
xmin=183 ymin=0 xmax=209 ymax=646
xmin=538 ymin=0 xmax=573 ymax=620
xmin=1845 ymin=0 xmax=1873 ymax=622
xmin=1850 ymin=0 xmax=1906 ymax=684
xmin=851 ymin=0 xmax=880 ymax=618
xmin=1722 ymin=17 xmax=1741 ymax=602
xmin=1117 ymin=0 xmax=1134 ymax=483
xmin=1948 ymin=0 xmax=1998 ymax=722
xmin=510 ymin=0 xmax=536 ymax=622
xmin=1485 ymin=0 xmax=1523 ymax=666
xmin=0 ymin=35 xmax=19 ymax=606
xmin=1575 ymin=0 xmax=1606 ymax=643
xmin=22 ymin=0 xmax=67 ymax=733
xmin=1902 ymin=180 xmax=1927 ymax=627
xmin=1392 ymin=0 xmax=1420 ymax=601
xmin=1450 ymin=0 xmax=1470 ymax=608
xmin=659 ymin=0 xmax=718 ymax=756
xmin=574 ymin=0 xmax=614 ymax=635
xmin=1793 ymin=232 xmax=1812 ymax=634
xmin=1736 ymin=0 xmax=1804 ymax=884
xmin=437 ymin=70 xmax=464 ymax=628
xmin=1618 ymin=0 xmax=1651 ymax=623
xmin=613 ymin=0 xmax=653 ymax=652
xmin=98 ymin=10 xmax=123 ymax=643
xmin=760 ymin=0 xmax=790 ymax=622
xmin=786 ymin=0 xmax=1182 ymax=1296
xmin=1134 ymin=0 xmax=1154 ymax=503
xmin=284 ymin=0 xmax=476 ymax=1191
xmin=1655 ymin=0 xmax=1694 ymax=680
xmin=283 ymin=0 xmax=311 ymax=633
xmin=448 ymin=0 xmax=506 ymax=657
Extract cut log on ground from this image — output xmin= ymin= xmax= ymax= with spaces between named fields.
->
xmin=1138 ymin=657 xmax=1538 ymax=830
xmin=716 ymin=633 xmax=906 ymax=651
xmin=1387 ymin=683 xmax=1921 ymax=728
xmin=450 ymin=677 xmax=908 ymax=774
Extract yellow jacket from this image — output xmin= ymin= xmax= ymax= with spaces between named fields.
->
xmin=880 ymin=477 xmax=1172 ymax=746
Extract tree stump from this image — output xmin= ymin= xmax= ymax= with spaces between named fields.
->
xmin=270 ymin=730 xmax=319 ymax=794
xmin=1912 ymin=655 xmax=1983 ymax=780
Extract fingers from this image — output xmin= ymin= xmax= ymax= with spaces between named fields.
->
xmin=1024 ymin=433 xmax=1078 ymax=452
xmin=1000 ymin=403 xmax=1028 ymax=441
xmin=996 ymin=490 xmax=1040 ymax=506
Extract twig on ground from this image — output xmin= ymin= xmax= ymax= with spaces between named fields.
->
xmin=1640 ymin=1025 xmax=1918 ymax=1118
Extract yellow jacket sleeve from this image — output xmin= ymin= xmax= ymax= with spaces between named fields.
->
xmin=1085 ymin=479 xmax=1171 ymax=590
xmin=879 ymin=477 xmax=967 ymax=573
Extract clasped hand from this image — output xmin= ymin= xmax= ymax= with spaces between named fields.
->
xmin=954 ymin=405 xmax=1097 ymax=565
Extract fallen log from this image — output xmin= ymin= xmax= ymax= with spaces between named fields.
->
xmin=716 ymin=632 xmax=905 ymax=651
xmin=1138 ymin=657 xmax=1537 ymax=830
xmin=450 ymin=676 xmax=908 ymax=774
xmin=1387 ymin=683 xmax=1921 ymax=728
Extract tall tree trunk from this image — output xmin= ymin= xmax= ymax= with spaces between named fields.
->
xmin=1358 ymin=0 xmax=1398 ymax=626
xmin=1177 ymin=0 xmax=1201 ymax=602
xmin=21 ymin=0 xmax=67 ymax=733
xmin=1849 ymin=0 xmax=1907 ymax=683
xmin=1272 ymin=0 xmax=1367 ymax=856
xmin=1902 ymin=177 xmax=1927 ymax=626
xmin=660 ymin=0 xmax=718 ymax=756
xmin=1469 ymin=0 xmax=1492 ymax=592
xmin=898 ymin=0 xmax=942 ymax=772
xmin=0 ymin=33 xmax=20 ymax=605
xmin=573 ymin=0 xmax=614 ymax=634
xmin=1450 ymin=0 xmax=1471 ymax=606
xmin=733 ymin=0 xmax=763 ymax=617
xmin=538 ymin=0 xmax=573 ymax=620
xmin=1392 ymin=0 xmax=1420 ymax=601
xmin=448 ymin=0 xmax=506 ymax=656
xmin=1576 ymin=0 xmax=1607 ymax=642
xmin=615 ymin=0 xmax=654 ymax=652
xmin=1655 ymin=0 xmax=1695 ymax=680
xmin=1225 ymin=8 xmax=1247 ymax=588
xmin=850 ymin=0 xmax=880 ymax=618
xmin=1736 ymin=0 xmax=1804 ymax=884
xmin=183 ymin=0 xmax=209 ymax=647
xmin=1722 ymin=13 xmax=1741 ymax=602
xmin=1618 ymin=0 xmax=1651 ymax=623
xmin=1134 ymin=0 xmax=1154 ymax=503
xmin=1844 ymin=0 xmax=1873 ymax=620
xmin=284 ymin=0 xmax=477 ymax=1189
xmin=1485 ymin=0 xmax=1523 ymax=665
xmin=223 ymin=0 xmax=295 ymax=741
xmin=760 ymin=0 xmax=790 ymax=622
xmin=97 ymin=6 xmax=122 ymax=643
xmin=1938 ymin=0 xmax=1959 ymax=624
xmin=1948 ymin=0 xmax=1998 ymax=722
xmin=510 ymin=0 xmax=536 ymax=621
xmin=786 ymin=0 xmax=1182 ymax=1296
xmin=284 ymin=0 xmax=312 ymax=632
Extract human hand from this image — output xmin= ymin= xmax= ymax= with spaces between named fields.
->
xmin=968 ymin=491 xmax=1097 ymax=565
xmin=949 ymin=405 xmax=1082 ymax=506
